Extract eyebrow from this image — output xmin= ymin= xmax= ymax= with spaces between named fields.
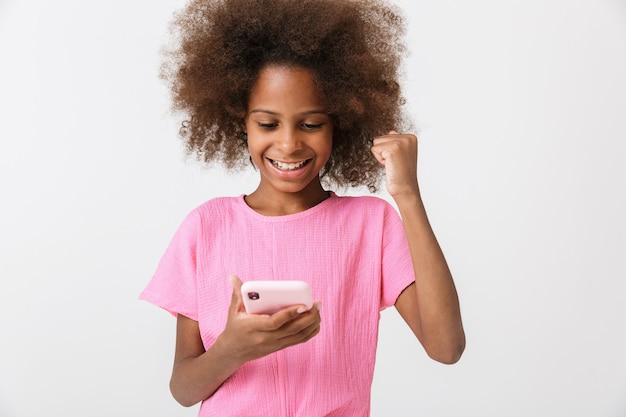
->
xmin=249 ymin=109 xmax=329 ymax=116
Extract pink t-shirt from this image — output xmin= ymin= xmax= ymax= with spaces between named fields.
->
xmin=140 ymin=193 xmax=415 ymax=417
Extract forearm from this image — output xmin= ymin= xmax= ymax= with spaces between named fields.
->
xmin=170 ymin=337 xmax=243 ymax=407
xmin=394 ymin=191 xmax=465 ymax=363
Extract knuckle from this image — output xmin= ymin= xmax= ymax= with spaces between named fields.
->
xmin=266 ymin=316 xmax=286 ymax=331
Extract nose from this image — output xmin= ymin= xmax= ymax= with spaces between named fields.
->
xmin=275 ymin=126 xmax=302 ymax=154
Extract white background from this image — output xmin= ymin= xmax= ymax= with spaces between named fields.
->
xmin=1 ymin=0 xmax=625 ymax=416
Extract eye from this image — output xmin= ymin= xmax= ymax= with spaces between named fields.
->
xmin=258 ymin=122 xmax=278 ymax=130
xmin=302 ymin=123 xmax=324 ymax=130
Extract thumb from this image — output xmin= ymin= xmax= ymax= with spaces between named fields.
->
xmin=228 ymin=274 xmax=245 ymax=314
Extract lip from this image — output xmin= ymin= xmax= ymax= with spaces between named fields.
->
xmin=265 ymin=157 xmax=312 ymax=179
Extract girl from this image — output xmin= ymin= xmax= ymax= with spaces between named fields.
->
xmin=140 ymin=0 xmax=465 ymax=415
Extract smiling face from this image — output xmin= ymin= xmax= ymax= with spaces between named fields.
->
xmin=244 ymin=65 xmax=333 ymax=211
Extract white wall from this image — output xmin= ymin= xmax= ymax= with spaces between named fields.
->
xmin=0 ymin=1 xmax=624 ymax=416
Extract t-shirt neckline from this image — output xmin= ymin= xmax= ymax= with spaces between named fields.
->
xmin=236 ymin=192 xmax=337 ymax=222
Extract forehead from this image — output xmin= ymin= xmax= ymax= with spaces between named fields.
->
xmin=248 ymin=65 xmax=325 ymax=111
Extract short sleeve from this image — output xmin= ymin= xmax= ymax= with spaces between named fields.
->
xmin=139 ymin=210 xmax=200 ymax=320
xmin=380 ymin=204 xmax=415 ymax=310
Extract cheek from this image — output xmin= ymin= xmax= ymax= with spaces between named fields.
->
xmin=320 ymin=137 xmax=333 ymax=161
xmin=246 ymin=138 xmax=267 ymax=165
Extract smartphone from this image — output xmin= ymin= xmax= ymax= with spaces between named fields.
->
xmin=241 ymin=280 xmax=313 ymax=315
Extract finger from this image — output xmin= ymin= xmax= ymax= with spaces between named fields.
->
xmin=259 ymin=304 xmax=309 ymax=331
xmin=279 ymin=302 xmax=322 ymax=333
xmin=370 ymin=142 xmax=394 ymax=167
xmin=263 ymin=299 xmax=322 ymax=331
xmin=228 ymin=274 xmax=245 ymax=315
xmin=276 ymin=314 xmax=322 ymax=348
xmin=372 ymin=136 xmax=395 ymax=146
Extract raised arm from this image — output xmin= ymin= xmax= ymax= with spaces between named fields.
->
xmin=371 ymin=132 xmax=465 ymax=364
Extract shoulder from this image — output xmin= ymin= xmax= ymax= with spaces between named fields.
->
xmin=189 ymin=195 xmax=244 ymax=217
xmin=172 ymin=196 xmax=244 ymax=233
xmin=331 ymin=194 xmax=398 ymax=216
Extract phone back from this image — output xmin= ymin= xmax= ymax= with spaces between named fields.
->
xmin=241 ymin=280 xmax=313 ymax=315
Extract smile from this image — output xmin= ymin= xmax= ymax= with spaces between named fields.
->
xmin=269 ymin=159 xmax=309 ymax=171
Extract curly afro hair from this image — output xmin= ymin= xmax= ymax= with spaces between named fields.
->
xmin=161 ymin=0 xmax=411 ymax=191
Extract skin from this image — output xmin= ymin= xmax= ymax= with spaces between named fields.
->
xmin=169 ymin=65 xmax=465 ymax=407
xmin=243 ymin=65 xmax=334 ymax=216
xmin=371 ymin=132 xmax=465 ymax=364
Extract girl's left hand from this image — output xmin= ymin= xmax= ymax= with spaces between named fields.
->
xmin=371 ymin=131 xmax=419 ymax=198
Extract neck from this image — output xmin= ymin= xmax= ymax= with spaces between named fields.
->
xmin=245 ymin=182 xmax=330 ymax=216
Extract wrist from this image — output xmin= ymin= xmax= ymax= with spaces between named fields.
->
xmin=391 ymin=189 xmax=423 ymax=208
xmin=212 ymin=333 xmax=247 ymax=369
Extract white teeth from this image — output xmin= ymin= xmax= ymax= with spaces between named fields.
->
xmin=271 ymin=160 xmax=307 ymax=170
